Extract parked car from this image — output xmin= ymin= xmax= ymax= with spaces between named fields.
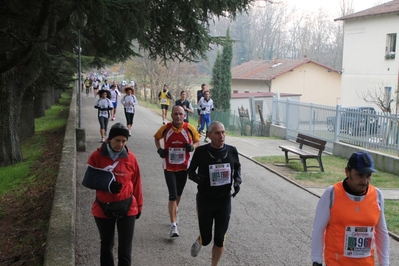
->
xmin=326 ymin=107 xmax=378 ymax=135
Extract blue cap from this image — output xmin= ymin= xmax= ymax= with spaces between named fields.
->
xmin=347 ymin=152 xmax=376 ymax=174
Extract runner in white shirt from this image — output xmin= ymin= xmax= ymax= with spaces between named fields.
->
xmin=121 ymin=87 xmax=138 ymax=136
xmin=109 ymin=85 xmax=121 ymax=121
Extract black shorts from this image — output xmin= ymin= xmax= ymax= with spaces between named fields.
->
xmin=124 ymin=112 xmax=135 ymax=125
xmin=98 ymin=116 xmax=109 ymax=130
xmin=164 ymin=170 xmax=188 ymax=201
xmin=161 ymin=104 xmax=169 ymax=110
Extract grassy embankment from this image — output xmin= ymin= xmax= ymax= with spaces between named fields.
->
xmin=254 ymin=155 xmax=399 ymax=235
xmin=0 ymin=90 xmax=71 ymax=265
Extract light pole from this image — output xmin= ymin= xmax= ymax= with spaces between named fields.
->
xmin=71 ymin=11 xmax=87 ymax=128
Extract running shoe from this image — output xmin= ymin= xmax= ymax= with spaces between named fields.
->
xmin=163 ymin=121 xmax=166 ymax=125
xmin=170 ymin=225 xmax=179 ymax=238
xmin=129 ymin=130 xmax=131 ymax=136
xmin=101 ymin=137 xmax=105 ymax=143
xmin=190 ymin=237 xmax=202 ymax=257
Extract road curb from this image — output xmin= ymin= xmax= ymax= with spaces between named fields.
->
xmin=43 ymin=89 xmax=77 ymax=266
xmin=237 ymin=151 xmax=399 ymax=242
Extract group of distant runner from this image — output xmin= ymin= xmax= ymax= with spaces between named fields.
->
xmin=89 ymin=75 xmax=137 ymax=143
xmin=158 ymin=83 xmax=214 ymax=142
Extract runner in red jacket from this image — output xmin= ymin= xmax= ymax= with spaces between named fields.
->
xmin=83 ymin=123 xmax=143 ymax=266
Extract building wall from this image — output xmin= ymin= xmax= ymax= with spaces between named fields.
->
xmin=231 ymin=80 xmax=270 ymax=93
xmin=231 ymin=63 xmax=341 ymax=106
xmin=340 ymin=14 xmax=399 ymax=109
xmin=270 ymin=63 xmax=341 ymax=106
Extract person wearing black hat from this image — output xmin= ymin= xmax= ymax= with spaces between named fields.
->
xmin=311 ymin=152 xmax=389 ymax=266
xmin=95 ymin=89 xmax=113 ymax=142
xmin=82 ymin=123 xmax=143 ymax=266
xmin=158 ymin=84 xmax=173 ymax=124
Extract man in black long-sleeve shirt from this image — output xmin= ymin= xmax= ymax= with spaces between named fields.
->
xmin=188 ymin=121 xmax=242 ymax=265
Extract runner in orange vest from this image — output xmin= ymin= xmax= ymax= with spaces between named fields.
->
xmin=311 ymin=152 xmax=390 ymax=266
xmin=154 ymin=105 xmax=200 ymax=238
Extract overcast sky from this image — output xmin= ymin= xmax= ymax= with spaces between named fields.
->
xmin=287 ymin=0 xmax=391 ymax=15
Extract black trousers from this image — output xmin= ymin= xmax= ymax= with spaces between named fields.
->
xmin=94 ymin=215 xmax=136 ymax=266
xmin=164 ymin=170 xmax=188 ymax=201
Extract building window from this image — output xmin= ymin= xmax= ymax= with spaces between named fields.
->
xmin=385 ymin=33 xmax=396 ymax=59
xmin=384 ymin=86 xmax=392 ymax=106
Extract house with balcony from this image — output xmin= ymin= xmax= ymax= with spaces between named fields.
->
xmin=231 ymin=58 xmax=341 ymax=106
xmin=335 ymin=0 xmax=399 ymax=111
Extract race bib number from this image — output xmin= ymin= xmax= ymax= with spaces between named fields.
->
xmin=126 ymin=106 xmax=134 ymax=113
xmin=344 ymin=226 xmax=374 ymax=258
xmin=161 ymin=98 xmax=167 ymax=104
xmin=99 ymin=110 xmax=108 ymax=118
xmin=208 ymin=163 xmax=231 ymax=186
xmin=168 ymin=147 xmax=185 ymax=164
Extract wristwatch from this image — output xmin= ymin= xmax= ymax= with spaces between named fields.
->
xmin=312 ymin=262 xmax=322 ymax=266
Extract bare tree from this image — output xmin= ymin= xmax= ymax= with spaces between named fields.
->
xmin=125 ymin=53 xmax=199 ymax=104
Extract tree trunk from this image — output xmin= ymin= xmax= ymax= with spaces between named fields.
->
xmin=0 ymin=69 xmax=25 ymax=166
xmin=45 ymin=86 xmax=54 ymax=109
xmin=0 ymin=45 xmax=43 ymax=166
xmin=54 ymin=88 xmax=62 ymax=103
xmin=34 ymin=90 xmax=47 ymax=118
xmin=20 ymin=87 xmax=35 ymax=139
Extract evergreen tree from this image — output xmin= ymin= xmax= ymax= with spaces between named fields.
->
xmin=211 ymin=28 xmax=233 ymax=112
xmin=0 ymin=0 xmax=252 ymax=166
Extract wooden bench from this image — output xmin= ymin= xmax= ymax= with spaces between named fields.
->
xmin=279 ymin=134 xmax=326 ymax=172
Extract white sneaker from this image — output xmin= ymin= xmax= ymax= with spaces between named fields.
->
xmin=170 ymin=225 xmax=179 ymax=238
xmin=129 ymin=130 xmax=131 ymax=136
xmin=101 ymin=137 xmax=105 ymax=142
xmin=191 ymin=237 xmax=202 ymax=257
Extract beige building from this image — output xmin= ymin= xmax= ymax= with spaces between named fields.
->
xmin=335 ymin=1 xmax=399 ymax=111
xmin=231 ymin=58 xmax=341 ymax=106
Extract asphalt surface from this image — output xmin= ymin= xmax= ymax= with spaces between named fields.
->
xmin=75 ymin=92 xmax=399 ymax=265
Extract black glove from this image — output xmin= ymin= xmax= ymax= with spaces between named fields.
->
xmin=189 ymin=172 xmax=206 ymax=184
xmin=201 ymin=107 xmax=206 ymax=110
xmin=232 ymin=184 xmax=240 ymax=197
xmin=109 ymin=181 xmax=122 ymax=194
xmin=312 ymin=263 xmax=322 ymax=266
xmin=185 ymin=143 xmax=194 ymax=152
xmin=157 ymin=148 xmax=167 ymax=158
xmin=211 ymin=108 xmax=214 ymax=111
xmin=136 ymin=212 xmax=141 ymax=220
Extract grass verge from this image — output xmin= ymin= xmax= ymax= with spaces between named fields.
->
xmin=253 ymin=154 xmax=399 ymax=235
xmin=0 ymin=90 xmax=71 ymax=265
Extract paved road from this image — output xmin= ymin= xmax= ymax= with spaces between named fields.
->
xmin=75 ymin=93 xmax=399 ymax=265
